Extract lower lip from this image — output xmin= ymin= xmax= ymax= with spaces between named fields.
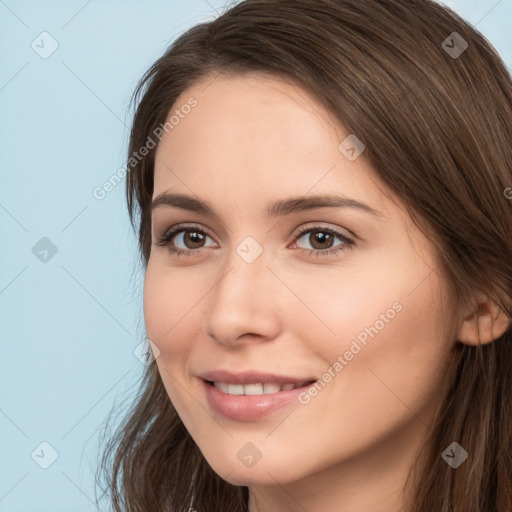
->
xmin=202 ymin=379 xmax=315 ymax=421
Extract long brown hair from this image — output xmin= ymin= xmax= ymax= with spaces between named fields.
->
xmin=96 ymin=1 xmax=512 ymax=510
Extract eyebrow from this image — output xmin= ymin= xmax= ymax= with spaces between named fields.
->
xmin=151 ymin=192 xmax=383 ymax=218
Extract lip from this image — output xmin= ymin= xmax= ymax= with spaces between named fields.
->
xmin=198 ymin=369 xmax=316 ymax=385
xmin=199 ymin=370 xmax=317 ymax=421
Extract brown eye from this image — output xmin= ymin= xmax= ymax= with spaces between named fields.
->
xmin=307 ymin=230 xmax=336 ymax=250
xmin=155 ymin=224 xmax=216 ymax=255
xmin=179 ymin=230 xmax=206 ymax=249
xmin=292 ymin=225 xmax=354 ymax=257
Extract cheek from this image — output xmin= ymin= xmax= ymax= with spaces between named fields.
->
xmin=143 ymin=262 xmax=202 ymax=414
xmin=143 ymin=264 xmax=168 ymax=345
xmin=279 ymin=258 xmax=409 ymax=363
xmin=300 ymin=240 xmax=451 ymax=366
xmin=143 ymin=262 xmax=198 ymax=357
xmin=292 ymin=245 xmax=452 ymax=420
xmin=313 ymin=273 xmax=451 ymax=438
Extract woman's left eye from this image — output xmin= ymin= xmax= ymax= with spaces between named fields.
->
xmin=292 ymin=225 xmax=355 ymax=256
xmin=155 ymin=224 xmax=354 ymax=257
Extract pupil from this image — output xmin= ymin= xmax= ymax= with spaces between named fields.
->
xmin=188 ymin=231 xmax=203 ymax=247
xmin=313 ymin=231 xmax=331 ymax=248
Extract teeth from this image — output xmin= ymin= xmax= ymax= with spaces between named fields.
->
xmin=228 ymin=384 xmax=245 ymax=395
xmin=263 ymin=383 xmax=281 ymax=394
xmin=213 ymin=381 xmax=307 ymax=395
xmin=215 ymin=382 xmax=229 ymax=393
xmin=244 ymin=383 xmax=264 ymax=395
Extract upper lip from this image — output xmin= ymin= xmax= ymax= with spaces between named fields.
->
xmin=199 ymin=369 xmax=317 ymax=385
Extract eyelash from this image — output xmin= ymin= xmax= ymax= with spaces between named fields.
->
xmin=155 ymin=223 xmax=355 ymax=258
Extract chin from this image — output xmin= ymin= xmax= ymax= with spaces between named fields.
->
xmin=203 ymin=453 xmax=308 ymax=487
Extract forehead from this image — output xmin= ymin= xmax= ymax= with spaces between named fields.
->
xmin=154 ymin=74 xmax=362 ymax=187
xmin=162 ymin=73 xmax=345 ymax=152
xmin=150 ymin=73 xmax=404 ymax=233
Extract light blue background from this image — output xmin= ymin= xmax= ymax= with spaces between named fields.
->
xmin=1 ymin=1 xmax=511 ymax=510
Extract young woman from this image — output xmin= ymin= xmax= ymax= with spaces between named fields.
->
xmin=97 ymin=1 xmax=512 ymax=510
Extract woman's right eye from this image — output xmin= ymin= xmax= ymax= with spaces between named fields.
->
xmin=155 ymin=224 xmax=216 ymax=256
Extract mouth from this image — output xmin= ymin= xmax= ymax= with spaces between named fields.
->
xmin=201 ymin=378 xmax=318 ymax=421
xmin=203 ymin=379 xmax=317 ymax=396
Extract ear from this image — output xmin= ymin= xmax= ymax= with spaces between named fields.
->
xmin=457 ymin=292 xmax=511 ymax=346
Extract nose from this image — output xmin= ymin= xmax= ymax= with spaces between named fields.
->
xmin=205 ymin=246 xmax=282 ymax=348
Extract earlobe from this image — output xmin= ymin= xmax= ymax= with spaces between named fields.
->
xmin=457 ymin=293 xmax=512 ymax=346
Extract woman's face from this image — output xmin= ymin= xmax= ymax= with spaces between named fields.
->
xmin=144 ymin=73 xmax=457 ymax=494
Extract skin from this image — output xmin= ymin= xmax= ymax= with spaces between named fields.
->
xmin=143 ymin=73 xmax=510 ymax=512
